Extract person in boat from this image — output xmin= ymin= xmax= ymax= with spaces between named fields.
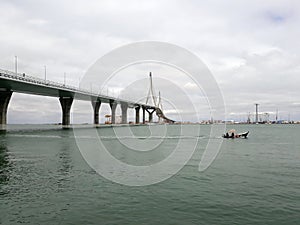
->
xmin=230 ymin=132 xmax=234 ymax=138
xmin=224 ymin=132 xmax=229 ymax=138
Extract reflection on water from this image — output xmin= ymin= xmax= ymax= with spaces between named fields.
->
xmin=57 ymin=144 xmax=72 ymax=175
xmin=0 ymin=133 xmax=12 ymax=197
xmin=55 ymin=134 xmax=73 ymax=191
xmin=0 ymin=134 xmax=11 ymax=185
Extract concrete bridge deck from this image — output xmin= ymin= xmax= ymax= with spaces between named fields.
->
xmin=0 ymin=68 xmax=157 ymax=128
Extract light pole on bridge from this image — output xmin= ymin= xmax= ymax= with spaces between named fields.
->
xmin=44 ymin=65 xmax=47 ymax=81
xmin=64 ymin=72 xmax=66 ymax=86
xmin=14 ymin=56 xmax=18 ymax=74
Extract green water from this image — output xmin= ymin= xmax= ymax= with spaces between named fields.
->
xmin=0 ymin=125 xmax=299 ymax=224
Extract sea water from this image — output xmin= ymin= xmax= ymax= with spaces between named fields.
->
xmin=0 ymin=124 xmax=299 ymax=225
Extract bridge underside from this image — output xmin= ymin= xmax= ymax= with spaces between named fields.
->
xmin=0 ymin=78 xmax=111 ymax=103
xmin=0 ymin=70 xmax=171 ymax=129
xmin=0 ymin=89 xmax=158 ymax=129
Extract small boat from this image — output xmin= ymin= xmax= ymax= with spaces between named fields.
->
xmin=223 ymin=131 xmax=249 ymax=139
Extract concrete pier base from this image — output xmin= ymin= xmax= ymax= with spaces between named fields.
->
xmin=110 ymin=100 xmax=117 ymax=124
xmin=135 ymin=106 xmax=140 ymax=124
xmin=59 ymin=97 xmax=73 ymax=126
xmin=146 ymin=108 xmax=156 ymax=123
xmin=142 ymin=106 xmax=146 ymax=124
xmin=91 ymin=98 xmax=101 ymax=124
xmin=0 ymin=90 xmax=12 ymax=130
xmin=121 ymin=103 xmax=128 ymax=124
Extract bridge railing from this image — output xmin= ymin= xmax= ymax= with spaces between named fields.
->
xmin=0 ymin=68 xmax=95 ymax=94
xmin=0 ymin=68 xmax=153 ymax=107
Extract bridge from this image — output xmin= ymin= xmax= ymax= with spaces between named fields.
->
xmin=0 ymin=68 xmax=174 ymax=129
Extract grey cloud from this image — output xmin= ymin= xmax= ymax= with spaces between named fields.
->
xmin=1 ymin=0 xmax=300 ymax=123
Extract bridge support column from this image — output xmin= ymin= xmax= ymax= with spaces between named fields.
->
xmin=91 ymin=98 xmax=101 ymax=124
xmin=121 ymin=102 xmax=128 ymax=124
xmin=135 ymin=106 xmax=140 ymax=124
xmin=0 ymin=90 xmax=12 ymax=129
xmin=146 ymin=108 xmax=156 ymax=123
xmin=142 ymin=106 xmax=146 ymax=124
xmin=59 ymin=97 xmax=73 ymax=126
xmin=109 ymin=100 xmax=117 ymax=124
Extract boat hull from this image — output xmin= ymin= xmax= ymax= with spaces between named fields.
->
xmin=223 ymin=131 xmax=249 ymax=139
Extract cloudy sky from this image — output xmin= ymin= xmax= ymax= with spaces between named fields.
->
xmin=1 ymin=0 xmax=300 ymax=123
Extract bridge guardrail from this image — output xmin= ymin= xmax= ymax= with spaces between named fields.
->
xmin=0 ymin=68 xmax=94 ymax=95
xmin=0 ymin=68 xmax=153 ymax=107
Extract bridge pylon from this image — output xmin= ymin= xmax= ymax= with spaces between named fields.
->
xmin=59 ymin=97 xmax=73 ymax=127
xmin=145 ymin=72 xmax=175 ymax=124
